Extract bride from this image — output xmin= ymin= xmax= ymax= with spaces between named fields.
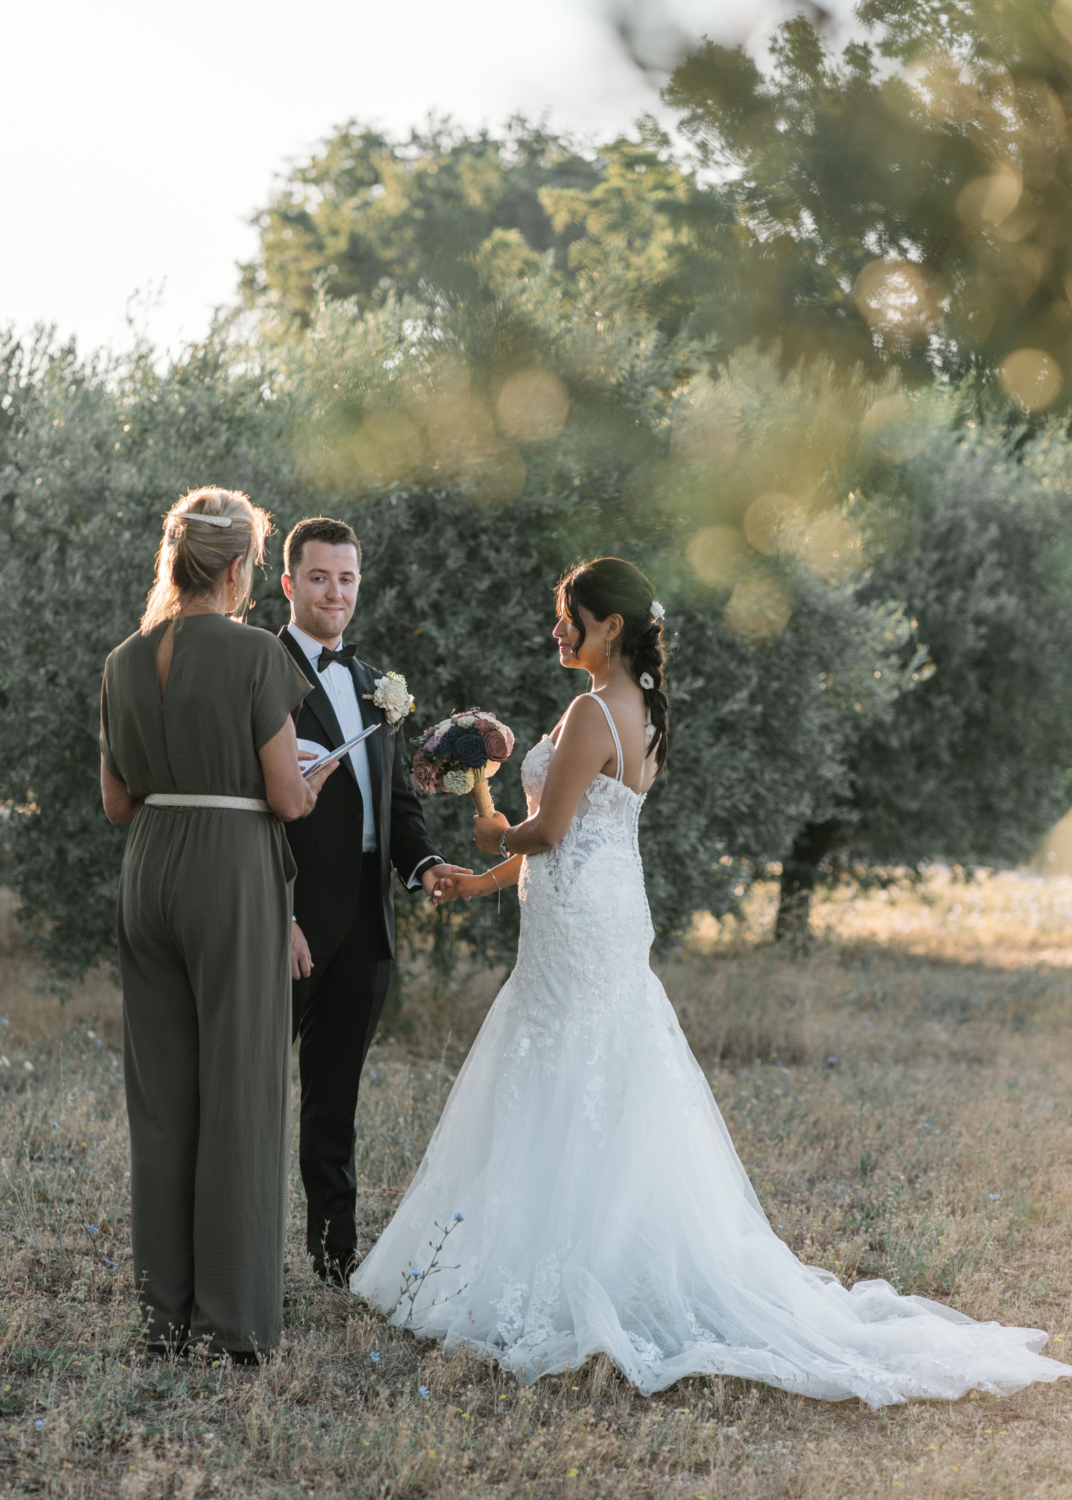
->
xmin=350 ymin=557 xmax=1068 ymax=1406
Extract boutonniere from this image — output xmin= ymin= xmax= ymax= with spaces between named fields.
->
xmin=363 ymin=670 xmax=415 ymax=728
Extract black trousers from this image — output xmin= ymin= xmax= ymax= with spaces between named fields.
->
xmin=291 ymin=859 xmax=392 ymax=1270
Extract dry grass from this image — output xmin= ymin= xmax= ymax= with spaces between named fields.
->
xmin=3 ymin=870 xmax=1072 ymax=1498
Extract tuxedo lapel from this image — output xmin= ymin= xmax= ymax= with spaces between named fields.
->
xmin=278 ymin=626 xmax=357 ymax=786
xmin=350 ymin=659 xmax=385 ymax=815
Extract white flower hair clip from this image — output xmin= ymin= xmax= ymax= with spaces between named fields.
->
xmin=180 ymin=512 xmax=233 ymax=528
xmin=639 ymin=672 xmax=655 ymax=691
xmin=650 ymin=600 xmax=665 ymax=622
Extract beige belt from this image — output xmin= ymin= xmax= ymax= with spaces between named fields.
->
xmin=145 ymin=793 xmax=271 ymax=813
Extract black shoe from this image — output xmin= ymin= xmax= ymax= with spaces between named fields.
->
xmin=145 ymin=1341 xmax=188 ymax=1361
xmin=312 ymin=1256 xmax=352 ymax=1288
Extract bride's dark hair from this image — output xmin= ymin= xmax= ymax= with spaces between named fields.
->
xmin=555 ymin=557 xmax=669 ymax=772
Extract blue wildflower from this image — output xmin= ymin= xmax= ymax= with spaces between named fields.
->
xmin=453 ymin=1212 xmax=464 ymax=1222
xmin=419 ymin=1385 xmax=430 ymax=1398
xmin=922 ymin=1122 xmax=931 ymax=1131
xmin=96 ymin=1039 xmax=103 ymax=1047
xmin=864 ymin=1020 xmax=872 ymax=1028
xmin=989 ymin=1193 xmax=1001 ymax=1202
xmin=52 ymin=1122 xmax=59 ymax=1131
xmin=34 ymin=1419 xmax=44 ymax=1429
xmin=0 ymin=1018 xmax=8 ymax=1028
xmin=87 ymin=1225 xmax=98 ymax=1234
xmin=370 ymin=1352 xmax=380 ymax=1363
xmin=104 ymin=1258 xmax=116 ymax=1268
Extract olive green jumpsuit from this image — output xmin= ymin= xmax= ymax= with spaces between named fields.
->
xmin=100 ymin=613 xmax=309 ymax=1352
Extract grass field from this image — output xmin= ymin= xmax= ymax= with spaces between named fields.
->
xmin=2 ymin=869 xmax=1072 ymax=1498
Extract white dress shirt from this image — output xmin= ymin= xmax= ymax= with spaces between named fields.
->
xmin=286 ymin=622 xmax=437 ymax=889
xmin=287 ymin=622 xmax=377 ymax=852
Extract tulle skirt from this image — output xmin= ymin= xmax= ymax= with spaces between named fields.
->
xmin=351 ymin=949 xmax=1068 ymax=1406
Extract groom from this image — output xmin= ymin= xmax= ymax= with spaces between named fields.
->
xmin=279 ymin=516 xmax=467 ymax=1284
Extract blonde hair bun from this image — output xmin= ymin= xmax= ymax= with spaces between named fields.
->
xmin=141 ymin=487 xmax=272 ymax=633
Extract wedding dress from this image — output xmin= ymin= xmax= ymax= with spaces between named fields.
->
xmin=351 ymin=698 xmax=1068 ymax=1405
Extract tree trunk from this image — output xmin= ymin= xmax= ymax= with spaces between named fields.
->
xmin=774 ymin=821 xmax=839 ymax=946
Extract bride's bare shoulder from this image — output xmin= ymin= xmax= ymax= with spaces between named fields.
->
xmin=550 ymin=693 xmax=615 ymax=749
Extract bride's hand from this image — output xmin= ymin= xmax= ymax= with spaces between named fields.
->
xmin=431 ymin=872 xmax=487 ymax=906
xmin=473 ymin=811 xmax=509 ymax=856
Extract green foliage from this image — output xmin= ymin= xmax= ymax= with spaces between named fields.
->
xmin=852 ymin=405 xmax=1072 ymax=864
xmin=0 ymin=299 xmax=910 ymax=977
xmin=242 ymin=118 xmax=605 ymax=323
xmin=664 ymin=1 xmax=1072 ymax=393
xmin=10 ymin=0 xmax=1072 ymax=973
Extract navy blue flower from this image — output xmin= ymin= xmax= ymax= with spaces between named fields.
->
xmin=454 ymin=734 xmax=488 ymax=768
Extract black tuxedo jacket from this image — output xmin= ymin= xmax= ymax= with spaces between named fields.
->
xmin=279 ymin=626 xmax=442 ymax=959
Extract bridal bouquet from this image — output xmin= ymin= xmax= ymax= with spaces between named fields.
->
xmin=409 ymin=709 xmax=515 ymax=817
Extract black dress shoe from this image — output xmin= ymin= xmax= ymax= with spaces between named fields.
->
xmin=312 ymin=1256 xmax=352 ymax=1287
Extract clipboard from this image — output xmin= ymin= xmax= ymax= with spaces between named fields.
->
xmin=300 ymin=722 xmax=380 ymax=779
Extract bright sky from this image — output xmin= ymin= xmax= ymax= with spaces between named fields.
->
xmin=2 ymin=0 xmax=853 ymax=358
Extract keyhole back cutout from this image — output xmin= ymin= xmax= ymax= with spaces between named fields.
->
xmin=155 ymin=623 xmax=175 ymax=701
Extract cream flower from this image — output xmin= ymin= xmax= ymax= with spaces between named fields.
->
xmin=443 ymin=767 xmax=476 ymax=795
xmin=365 ymin=671 xmax=414 ymax=725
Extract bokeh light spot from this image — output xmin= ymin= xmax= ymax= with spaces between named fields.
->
xmin=854 ymin=259 xmax=946 ymax=337
xmin=725 ymin=574 xmax=792 ymax=643
xmin=998 ymin=348 xmax=1062 ymax=411
xmin=687 ymin=525 xmax=750 ymax=589
xmin=743 ymin=492 xmax=796 ymax=556
xmin=860 ymin=395 xmax=926 ymax=463
xmin=496 ymin=369 xmax=569 ymax=444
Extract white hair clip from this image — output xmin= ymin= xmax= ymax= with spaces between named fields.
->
xmin=639 ymin=672 xmax=655 ymax=690
xmin=185 ymin=513 xmax=233 ymax=528
xmin=650 ymin=601 xmax=664 ymax=622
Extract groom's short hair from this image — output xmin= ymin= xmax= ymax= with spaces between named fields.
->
xmin=283 ymin=517 xmax=361 ymax=575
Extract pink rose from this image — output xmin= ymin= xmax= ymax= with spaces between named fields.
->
xmin=410 ymin=763 xmax=440 ymax=794
xmin=483 ymin=729 xmax=511 ymax=761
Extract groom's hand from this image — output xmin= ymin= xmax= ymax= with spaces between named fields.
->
xmin=291 ymin=920 xmax=314 ymax=981
xmin=421 ymin=863 xmax=473 ymax=906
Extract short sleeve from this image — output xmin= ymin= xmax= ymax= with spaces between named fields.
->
xmin=99 ymin=665 xmax=123 ymax=781
xmin=251 ymin=636 xmax=311 ymax=751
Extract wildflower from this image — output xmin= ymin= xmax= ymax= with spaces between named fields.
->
xmin=35 ymin=1420 xmax=44 ymax=1429
xmin=96 ymin=1039 xmax=103 ymax=1048
xmin=52 ymin=1122 xmax=59 ymax=1131
xmin=864 ymin=1020 xmax=872 ymax=1028
xmin=104 ymin=1258 xmax=116 ymax=1268
xmin=0 ymin=1017 xmax=8 ymax=1027
xmin=826 ymin=1056 xmax=837 ymax=1066
xmin=23 ymin=1061 xmax=33 ymax=1073
xmin=922 ymin=1122 xmax=931 ymax=1131
xmin=453 ymin=1212 xmax=464 ymax=1222
xmin=370 ymin=1352 xmax=380 ymax=1362
xmin=989 ymin=1193 xmax=1001 ymax=1202
xmin=87 ymin=1225 xmax=98 ymax=1234
xmin=419 ymin=1385 xmax=430 ymax=1398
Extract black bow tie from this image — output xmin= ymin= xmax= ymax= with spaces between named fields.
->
xmin=316 ymin=644 xmax=357 ymax=673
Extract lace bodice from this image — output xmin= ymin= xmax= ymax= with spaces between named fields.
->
xmin=518 ymin=729 xmax=647 ymax=911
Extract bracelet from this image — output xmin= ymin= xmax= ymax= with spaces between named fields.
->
xmin=489 ymin=868 xmax=500 ymax=891
xmin=499 ymin=830 xmax=509 ymax=859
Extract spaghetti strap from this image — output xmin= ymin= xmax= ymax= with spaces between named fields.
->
xmin=588 ymin=693 xmax=624 ymax=782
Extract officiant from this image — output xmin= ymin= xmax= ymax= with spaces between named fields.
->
xmin=278 ymin=517 xmax=469 ymax=1284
